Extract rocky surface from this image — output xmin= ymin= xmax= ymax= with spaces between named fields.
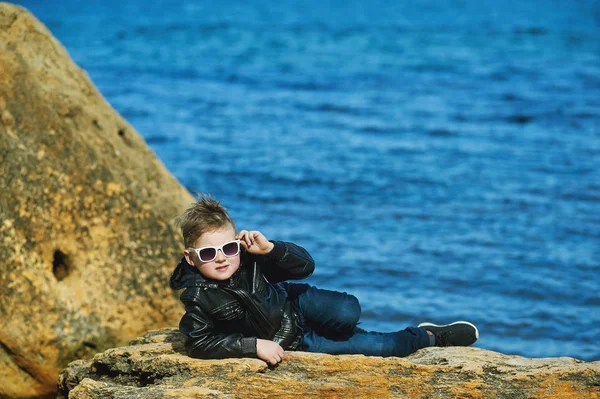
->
xmin=57 ymin=328 xmax=600 ymax=399
xmin=0 ymin=3 xmax=194 ymax=398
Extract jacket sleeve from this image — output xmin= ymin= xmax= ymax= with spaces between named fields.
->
xmin=179 ymin=289 xmax=257 ymax=359
xmin=261 ymin=241 xmax=315 ymax=283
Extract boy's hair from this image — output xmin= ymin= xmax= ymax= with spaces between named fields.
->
xmin=175 ymin=193 xmax=236 ymax=248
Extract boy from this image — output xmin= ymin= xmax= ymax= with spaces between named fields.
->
xmin=170 ymin=195 xmax=478 ymax=365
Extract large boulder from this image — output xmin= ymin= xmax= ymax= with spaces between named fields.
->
xmin=0 ymin=3 xmax=193 ymax=398
xmin=58 ymin=328 xmax=600 ymax=399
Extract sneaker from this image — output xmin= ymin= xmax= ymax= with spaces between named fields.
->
xmin=418 ymin=321 xmax=479 ymax=347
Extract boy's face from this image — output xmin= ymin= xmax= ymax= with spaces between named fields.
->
xmin=184 ymin=224 xmax=240 ymax=281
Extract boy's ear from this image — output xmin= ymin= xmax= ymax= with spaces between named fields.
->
xmin=183 ymin=250 xmax=195 ymax=266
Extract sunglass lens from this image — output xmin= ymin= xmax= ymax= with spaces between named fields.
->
xmin=223 ymin=241 xmax=239 ymax=256
xmin=199 ymin=247 xmax=216 ymax=262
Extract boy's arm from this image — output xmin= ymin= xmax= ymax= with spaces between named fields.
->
xmin=260 ymin=241 xmax=315 ymax=283
xmin=179 ymin=291 xmax=257 ymax=359
xmin=236 ymin=230 xmax=315 ymax=283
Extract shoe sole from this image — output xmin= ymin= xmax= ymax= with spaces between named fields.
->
xmin=418 ymin=320 xmax=479 ymax=340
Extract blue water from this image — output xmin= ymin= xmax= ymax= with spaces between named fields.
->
xmin=17 ymin=0 xmax=599 ymax=361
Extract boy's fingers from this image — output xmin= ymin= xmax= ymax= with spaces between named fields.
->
xmin=237 ymin=231 xmax=252 ymax=247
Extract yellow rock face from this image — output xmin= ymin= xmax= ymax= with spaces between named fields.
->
xmin=0 ymin=3 xmax=193 ymax=397
xmin=58 ymin=329 xmax=600 ymax=399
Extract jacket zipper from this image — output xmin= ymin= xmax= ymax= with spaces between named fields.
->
xmin=223 ymin=286 xmax=276 ymax=338
xmin=222 ymin=261 xmax=279 ymax=339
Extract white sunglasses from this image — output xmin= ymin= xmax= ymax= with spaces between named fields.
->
xmin=189 ymin=239 xmax=241 ymax=263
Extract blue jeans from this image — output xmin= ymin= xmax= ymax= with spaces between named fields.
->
xmin=288 ymin=284 xmax=431 ymax=357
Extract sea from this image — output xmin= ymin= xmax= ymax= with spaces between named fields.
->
xmin=16 ymin=0 xmax=599 ymax=361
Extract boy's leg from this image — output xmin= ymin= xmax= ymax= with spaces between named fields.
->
xmin=301 ymin=321 xmax=479 ymax=357
xmin=291 ymin=285 xmax=477 ymax=357
xmin=302 ymin=327 xmax=431 ymax=357
xmin=296 ymin=285 xmax=361 ymax=338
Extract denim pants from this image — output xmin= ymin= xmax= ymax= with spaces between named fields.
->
xmin=287 ymin=283 xmax=431 ymax=357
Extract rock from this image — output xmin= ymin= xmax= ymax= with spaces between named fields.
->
xmin=0 ymin=3 xmax=193 ymax=398
xmin=57 ymin=329 xmax=600 ymax=399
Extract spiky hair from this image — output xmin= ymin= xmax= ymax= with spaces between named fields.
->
xmin=175 ymin=193 xmax=236 ymax=248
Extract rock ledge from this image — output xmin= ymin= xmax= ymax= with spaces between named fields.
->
xmin=58 ymin=328 xmax=600 ymax=399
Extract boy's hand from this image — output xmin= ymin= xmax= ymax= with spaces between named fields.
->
xmin=236 ymin=230 xmax=274 ymax=255
xmin=256 ymin=339 xmax=284 ymax=365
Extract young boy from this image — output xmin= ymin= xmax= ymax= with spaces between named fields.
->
xmin=170 ymin=195 xmax=478 ymax=365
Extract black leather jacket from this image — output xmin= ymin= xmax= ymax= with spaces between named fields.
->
xmin=169 ymin=241 xmax=314 ymax=359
